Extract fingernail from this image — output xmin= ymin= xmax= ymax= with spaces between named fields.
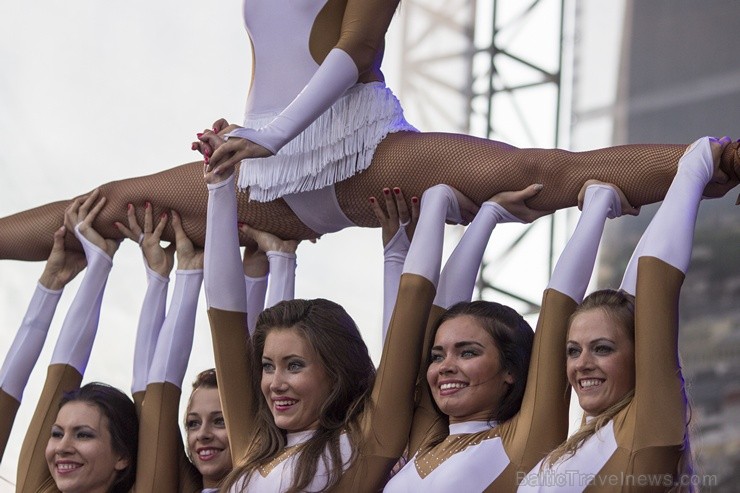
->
xmin=369 ymin=197 xmax=376 ymax=203
xmin=412 ymin=197 xmax=418 ymax=203
xmin=113 ymin=222 xmax=119 ymax=228
xmin=145 ymin=201 xmax=151 ymax=209
xmin=383 ymin=188 xmax=390 ymax=195
xmin=127 ymin=203 xmax=132 ymax=211
xmin=534 ymin=184 xmax=544 ymax=190
xmin=191 ymin=143 xmax=197 ymax=150
xmin=204 ymin=157 xmax=210 ymax=164
xmin=160 ymin=212 xmax=167 ymax=219
xmin=197 ymin=132 xmax=203 ymax=137
xmin=393 ymin=187 xmax=401 ymax=195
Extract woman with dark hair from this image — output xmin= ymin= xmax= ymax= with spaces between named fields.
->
xmin=46 ymin=382 xmax=138 ymax=493
xmin=518 ymin=136 xmax=734 ymax=492
xmin=385 ymin=175 xmax=636 ymax=491
xmin=15 ymin=191 xmax=136 ymax=493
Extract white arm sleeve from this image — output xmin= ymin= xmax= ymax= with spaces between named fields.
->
xmin=402 ymin=185 xmax=462 ymax=284
xmin=382 ymin=228 xmax=410 ymax=342
xmin=225 ymin=49 xmax=359 ymax=154
xmin=147 ymin=270 xmax=203 ymax=387
xmin=0 ymin=285 xmax=62 ymax=401
xmin=265 ymin=251 xmax=296 ymax=308
xmin=620 ymin=137 xmax=714 ymax=295
xmin=434 ymin=202 xmax=520 ymax=309
xmin=245 ymin=274 xmax=268 ymax=335
xmin=49 ymin=228 xmax=113 ymax=373
xmin=548 ymin=185 xmax=621 ymax=303
xmin=131 ymin=265 xmax=169 ymax=395
xmin=204 ymin=173 xmax=248 ymax=312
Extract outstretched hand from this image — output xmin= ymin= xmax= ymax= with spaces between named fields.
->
xmin=114 ymin=202 xmax=175 ymax=277
xmin=239 ymin=223 xmax=299 ymax=254
xmin=488 ymin=184 xmax=555 ymax=223
xmin=171 ymin=210 xmax=203 ymax=271
xmin=65 ymin=189 xmax=120 ymax=259
xmin=577 ymin=180 xmax=640 ymax=216
xmin=702 ymin=136 xmax=737 ymax=198
xmin=38 ymin=225 xmax=87 ymax=291
xmin=370 ymin=187 xmax=420 ymax=246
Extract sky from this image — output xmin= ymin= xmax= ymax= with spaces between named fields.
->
xmin=0 ymin=0 xmax=397 ymax=482
xmin=0 ymin=0 xmax=628 ymax=485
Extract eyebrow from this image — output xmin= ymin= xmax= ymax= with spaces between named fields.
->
xmin=261 ymin=354 xmax=306 ymax=362
xmin=432 ymin=341 xmax=486 ymax=351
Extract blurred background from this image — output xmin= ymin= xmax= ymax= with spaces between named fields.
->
xmin=1 ymin=0 xmax=738 ymax=489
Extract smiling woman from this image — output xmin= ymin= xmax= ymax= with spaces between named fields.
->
xmin=44 ymin=384 xmax=137 ymax=493
xmin=518 ymin=137 xmax=734 ymax=492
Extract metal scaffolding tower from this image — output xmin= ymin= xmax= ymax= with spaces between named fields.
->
xmin=397 ymin=0 xmax=571 ymax=316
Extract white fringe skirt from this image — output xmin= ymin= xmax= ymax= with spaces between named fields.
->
xmin=237 ymin=82 xmax=417 ymax=202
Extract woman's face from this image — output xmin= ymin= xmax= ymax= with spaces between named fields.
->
xmin=567 ymin=308 xmax=636 ymax=416
xmin=261 ymin=327 xmax=333 ymax=432
xmin=45 ymin=401 xmax=128 ymax=493
xmin=186 ymin=387 xmax=232 ymax=487
xmin=427 ymin=315 xmax=514 ymax=423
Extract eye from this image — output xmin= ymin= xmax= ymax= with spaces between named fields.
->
xmin=566 ymin=346 xmax=581 ymax=358
xmin=75 ymin=431 xmax=94 ymax=439
xmin=50 ymin=428 xmax=63 ymax=439
xmin=429 ymin=352 xmax=443 ymax=364
xmin=186 ymin=419 xmax=201 ymax=430
xmin=213 ymin=416 xmax=226 ymax=428
xmin=594 ymin=344 xmax=614 ymax=355
xmin=262 ymin=361 xmax=275 ymax=373
xmin=287 ymin=361 xmax=304 ymax=372
xmin=460 ymin=349 xmax=478 ymax=358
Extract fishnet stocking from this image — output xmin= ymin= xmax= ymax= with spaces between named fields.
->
xmin=336 ymin=132 xmax=687 ymax=226
xmin=2 ymin=134 xmax=738 ymax=261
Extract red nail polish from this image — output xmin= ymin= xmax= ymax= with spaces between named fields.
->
xmin=412 ymin=197 xmax=419 ymax=203
xmin=369 ymin=197 xmax=376 ymax=203
xmin=160 ymin=212 xmax=167 ymax=219
xmin=204 ymin=157 xmax=210 ymax=164
xmin=197 ymin=132 xmax=203 ymax=137
xmin=191 ymin=143 xmax=197 ymax=150
xmin=145 ymin=201 xmax=151 ymax=209
xmin=383 ymin=188 xmax=390 ymax=195
xmin=127 ymin=203 xmax=132 ymax=211
xmin=393 ymin=187 xmax=401 ymax=195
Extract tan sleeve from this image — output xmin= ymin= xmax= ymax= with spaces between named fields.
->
xmin=16 ymin=364 xmax=82 ymax=493
xmin=630 ymin=256 xmax=687 ymax=449
xmin=207 ymin=307 xmax=256 ymax=463
xmin=311 ymin=0 xmax=398 ymax=80
xmin=0 ymin=389 xmax=21 ymax=462
xmin=505 ymin=289 xmax=575 ymax=470
xmin=407 ymin=304 xmax=448 ymax=458
xmin=337 ymin=273 xmax=436 ymax=492
xmin=135 ymin=381 xmax=187 ymax=492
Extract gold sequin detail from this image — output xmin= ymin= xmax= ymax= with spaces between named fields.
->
xmin=414 ymin=430 xmax=497 ymax=478
xmin=258 ymin=445 xmax=302 ymax=478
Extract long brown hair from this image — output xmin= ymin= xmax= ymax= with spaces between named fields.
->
xmin=221 ymin=299 xmax=376 ymax=493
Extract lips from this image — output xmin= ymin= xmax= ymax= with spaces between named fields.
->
xmin=438 ymin=381 xmax=468 ymax=396
xmin=55 ymin=461 xmax=82 ymax=474
xmin=272 ymin=398 xmax=298 ymax=411
xmin=197 ymin=447 xmax=223 ymax=461
xmin=578 ymin=378 xmax=604 ymax=390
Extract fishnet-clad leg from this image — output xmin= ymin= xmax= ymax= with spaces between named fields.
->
xmin=0 ymin=162 xmax=315 ymax=261
xmin=336 ymin=132 xmax=689 ymax=227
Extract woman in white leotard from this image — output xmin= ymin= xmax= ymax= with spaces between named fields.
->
xmin=383 ymin=177 xmax=634 ymax=492
xmin=517 ymin=136 xmax=734 ymax=492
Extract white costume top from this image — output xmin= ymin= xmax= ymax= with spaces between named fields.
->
xmin=229 ymin=0 xmax=415 ymax=202
xmin=230 ymin=431 xmax=352 ymax=492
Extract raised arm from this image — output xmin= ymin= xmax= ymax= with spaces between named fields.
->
xmin=621 ymin=136 xmax=727 ymax=450
xmin=499 ymin=182 xmax=633 ymax=482
xmin=116 ymin=203 xmax=175 ymax=411
xmin=0 ymin=226 xmax=85 ymax=462
xmin=203 ymin=168 xmax=256 ymax=463
xmin=17 ymin=191 xmax=119 ymax=493
xmin=136 ymin=210 xmax=204 ymax=492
